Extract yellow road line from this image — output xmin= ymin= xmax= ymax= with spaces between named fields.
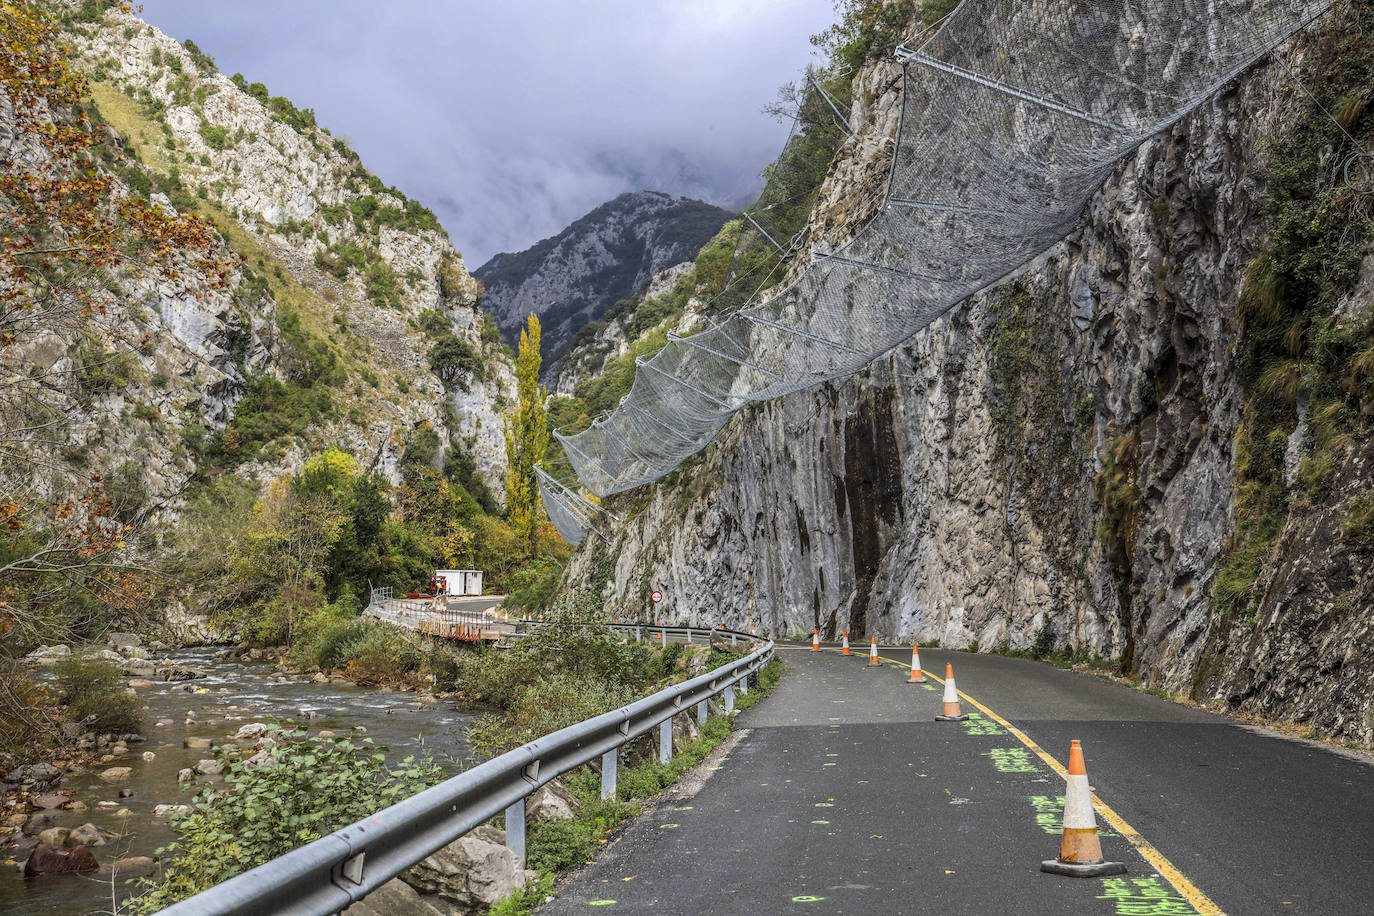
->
xmin=819 ymin=648 xmax=1225 ymax=915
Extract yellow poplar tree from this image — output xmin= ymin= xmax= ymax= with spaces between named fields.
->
xmin=504 ymin=315 xmax=549 ymax=551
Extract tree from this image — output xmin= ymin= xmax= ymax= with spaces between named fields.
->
xmin=504 ymin=314 xmax=549 ymax=552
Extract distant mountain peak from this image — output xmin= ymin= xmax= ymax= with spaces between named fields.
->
xmin=475 ymin=191 xmax=733 ymax=373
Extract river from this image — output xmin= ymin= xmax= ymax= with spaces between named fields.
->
xmin=1 ymin=647 xmax=476 ymax=915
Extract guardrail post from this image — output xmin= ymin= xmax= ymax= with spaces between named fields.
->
xmin=660 ymin=629 xmax=667 ymax=647
xmin=738 ymin=674 xmax=749 ymax=696
xmin=635 ymin=625 xmax=642 ymax=642
xmin=658 ymin=719 xmax=672 ymax=764
xmin=697 ymin=699 xmax=707 ymax=726
xmin=601 ymin=749 xmax=618 ymax=801
xmin=724 ymin=683 xmax=735 ymax=713
xmin=686 ymin=627 xmax=693 ymax=643
xmin=505 ymin=799 xmax=526 ymax=862
xmin=731 ymin=633 xmax=737 ymax=648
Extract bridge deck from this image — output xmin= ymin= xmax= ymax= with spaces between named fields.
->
xmin=541 ymin=645 xmax=1374 ymax=915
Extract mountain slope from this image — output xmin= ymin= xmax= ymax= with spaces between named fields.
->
xmin=475 ymin=190 xmax=732 ymax=374
xmin=64 ymin=7 xmax=514 ymax=496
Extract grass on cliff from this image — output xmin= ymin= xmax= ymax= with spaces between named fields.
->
xmin=1202 ymin=3 xmax=1374 ymax=664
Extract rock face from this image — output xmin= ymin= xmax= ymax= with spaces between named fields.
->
xmin=476 ymin=191 xmax=733 ymax=375
xmin=562 ymin=14 xmax=1374 ymax=746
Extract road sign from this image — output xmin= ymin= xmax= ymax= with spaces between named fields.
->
xmin=651 ymin=590 xmax=663 ymax=604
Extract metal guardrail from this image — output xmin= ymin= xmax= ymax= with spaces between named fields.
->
xmin=157 ymin=624 xmax=773 ymax=915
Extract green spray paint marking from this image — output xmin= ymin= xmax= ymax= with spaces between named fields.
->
xmin=791 ymin=896 xmax=827 ymax=903
xmin=811 ymin=819 xmax=830 ymax=824
xmin=981 ymin=747 xmax=1040 ymax=773
xmin=1097 ymin=877 xmax=1204 ymax=915
xmin=587 ymin=901 xmax=617 ymax=907
xmin=659 ymin=823 xmax=679 ymax=829
xmin=959 ymin=712 xmax=1006 ymax=736
xmin=814 ymin=802 xmax=834 ymax=807
xmin=1026 ymin=796 xmax=1118 ymax=837
xmin=672 ymin=806 xmax=694 ymax=811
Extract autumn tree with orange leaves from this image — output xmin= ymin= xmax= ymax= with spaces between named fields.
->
xmin=0 ymin=0 xmax=231 ymax=650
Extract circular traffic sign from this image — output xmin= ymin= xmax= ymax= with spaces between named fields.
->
xmin=651 ymin=590 xmax=663 ymax=604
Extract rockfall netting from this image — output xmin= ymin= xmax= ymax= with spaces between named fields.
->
xmin=543 ymin=0 xmax=1334 ymax=544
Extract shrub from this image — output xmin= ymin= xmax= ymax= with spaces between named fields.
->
xmin=427 ymin=333 xmax=484 ymax=390
xmin=198 ymin=121 xmax=228 ymax=151
xmin=53 ymin=655 xmax=144 ymax=735
xmin=132 ymin=727 xmax=441 ymax=912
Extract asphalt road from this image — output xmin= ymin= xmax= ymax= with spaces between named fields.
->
xmin=540 ymin=644 xmax=1374 ymax=915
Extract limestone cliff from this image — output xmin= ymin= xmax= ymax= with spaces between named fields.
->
xmin=561 ymin=7 xmax=1374 ymax=746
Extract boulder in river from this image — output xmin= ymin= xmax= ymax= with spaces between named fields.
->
xmin=153 ymin=804 xmax=189 ymax=817
xmin=233 ymin=722 xmax=268 ymax=740
xmin=193 ymin=758 xmax=223 ymax=776
xmin=106 ymin=633 xmax=141 ymax=651
xmin=31 ymin=794 xmax=68 ymax=810
xmin=183 ymin=737 xmax=212 ymax=750
xmin=23 ymin=843 xmax=100 ymax=877
xmin=177 ymin=768 xmax=194 ymax=784
xmin=127 ymin=679 xmax=156 ymax=688
xmin=23 ymin=811 xmax=57 ymax=835
xmin=157 ymin=664 xmax=209 ymax=681
xmin=98 ymin=766 xmax=133 ymax=782
xmin=24 ymin=645 xmax=71 ymax=664
xmin=36 ymin=827 xmax=69 ymax=847
xmin=65 ymin=823 xmax=111 ymax=847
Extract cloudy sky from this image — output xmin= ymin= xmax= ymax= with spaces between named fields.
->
xmin=136 ymin=1 xmax=837 ymax=267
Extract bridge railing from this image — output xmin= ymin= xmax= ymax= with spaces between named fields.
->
xmin=156 ymin=624 xmax=773 ymax=915
xmin=365 ymin=586 xmax=500 ymax=639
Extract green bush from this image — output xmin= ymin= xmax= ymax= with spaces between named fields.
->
xmin=132 ymin=727 xmax=441 ymax=913
xmin=525 ymin=799 xmax=634 ymax=872
xmin=427 ymin=333 xmax=484 ymax=390
xmin=198 ymin=121 xmax=228 ymax=151
xmin=53 ymin=655 xmax=144 ymax=735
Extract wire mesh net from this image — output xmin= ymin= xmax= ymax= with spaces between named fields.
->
xmin=543 ymin=0 xmax=1333 ymax=542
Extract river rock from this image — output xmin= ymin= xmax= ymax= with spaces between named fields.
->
xmin=123 ymin=661 xmax=156 ymax=677
xmin=158 ymin=664 xmax=209 ymax=681
xmin=183 ymin=737 xmax=213 ymax=750
xmin=401 ymin=825 xmax=526 ymax=909
xmin=142 ymin=751 xmax=156 ymax=762
xmin=153 ymin=804 xmax=189 ymax=817
xmin=106 ymin=633 xmax=141 ymax=651
xmin=233 ymin=723 xmax=268 ymax=740
xmin=343 ymin=876 xmax=448 ymax=916
xmin=32 ymin=794 xmax=68 ymax=810
xmin=23 ymin=762 xmax=61 ymax=785
xmin=88 ymin=648 xmax=126 ymax=664
xmin=114 ymin=807 xmax=133 ymax=817
xmin=67 ymin=800 xmax=87 ymax=813
xmin=118 ymin=788 xmax=134 ymax=798
xmin=110 ymin=855 xmax=156 ymax=878
xmin=99 ymin=767 xmax=133 ymax=782
xmin=128 ymin=679 xmax=156 ymax=688
xmin=155 ymin=718 xmax=174 ymax=728
xmin=526 ymin=782 xmax=580 ymax=824
xmin=25 ymin=644 xmax=71 ymax=664
xmin=66 ymin=823 xmax=110 ymax=847
xmin=312 ymin=672 xmax=329 ymax=683
xmin=193 ymin=758 xmax=223 ymax=776
xmin=177 ymin=768 xmax=194 ymax=784
xmin=4 ymin=813 xmax=26 ymax=827
xmin=24 ymin=811 xmax=57 ymax=835
xmin=23 ymin=843 xmax=99 ymax=877
xmin=36 ymin=826 xmax=69 ymax=847
xmin=316 ymin=730 xmax=337 ymax=738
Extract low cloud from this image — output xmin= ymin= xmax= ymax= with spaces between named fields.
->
xmin=136 ymin=0 xmax=834 ymax=265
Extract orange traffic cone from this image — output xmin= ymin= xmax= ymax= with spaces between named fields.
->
xmin=841 ymin=632 xmax=851 ymax=655
xmin=811 ymin=629 xmax=820 ymax=652
xmin=1041 ymin=741 xmax=1126 ymax=877
xmin=867 ymin=636 xmax=881 ymax=667
xmin=750 ymin=624 xmax=756 ymax=636
xmin=906 ymin=644 xmax=925 ymax=683
xmin=935 ymin=663 xmax=969 ymax=721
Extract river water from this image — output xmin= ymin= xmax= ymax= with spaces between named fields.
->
xmin=1 ymin=647 xmax=476 ymax=915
